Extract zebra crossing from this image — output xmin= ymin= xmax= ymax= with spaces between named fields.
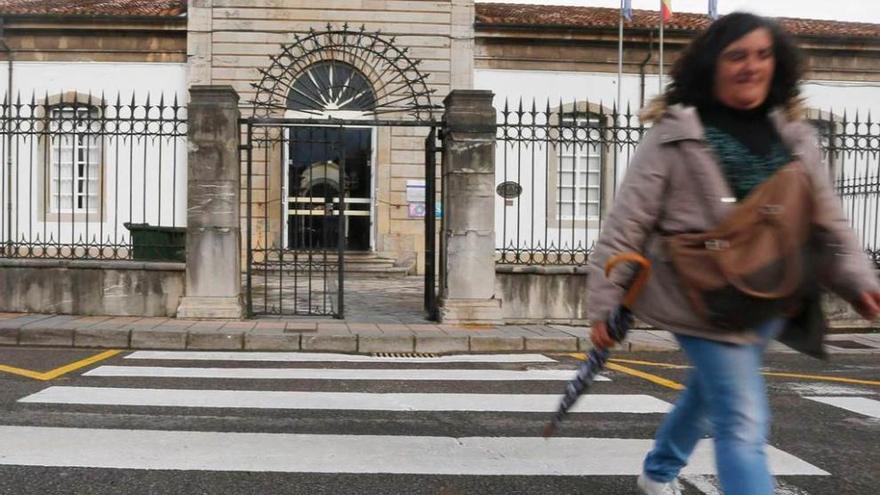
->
xmin=7 ymin=351 xmax=832 ymax=493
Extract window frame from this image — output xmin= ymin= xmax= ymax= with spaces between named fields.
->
xmin=545 ymin=102 xmax=613 ymax=229
xmin=38 ymin=93 xmax=106 ymax=224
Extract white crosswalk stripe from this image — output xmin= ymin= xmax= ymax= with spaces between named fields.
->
xmin=0 ymin=426 xmax=827 ymax=476
xmin=83 ymin=365 xmax=610 ymax=381
xmin=8 ymin=350 xmax=829 ymax=487
xmin=125 ymin=351 xmax=557 ymax=363
xmin=804 ymin=396 xmax=880 ymax=419
xmin=20 ymin=387 xmax=672 ymax=413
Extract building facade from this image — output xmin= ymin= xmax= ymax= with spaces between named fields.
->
xmin=0 ymin=0 xmax=878 ymax=321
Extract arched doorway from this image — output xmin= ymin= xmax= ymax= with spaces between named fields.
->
xmin=244 ymin=25 xmax=440 ymax=319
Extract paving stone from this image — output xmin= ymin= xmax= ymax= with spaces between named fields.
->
xmin=468 ymin=335 xmax=524 ymax=352
xmin=301 ymin=334 xmax=357 ymax=353
xmin=0 ymin=327 xmax=17 ymax=345
xmin=252 ymin=321 xmax=288 ymax=333
xmin=524 ymin=336 xmax=578 ymax=352
xmin=317 ymin=323 xmax=350 ymax=333
xmin=577 ymin=337 xmax=591 ymax=352
xmin=358 ymin=335 xmax=414 ymax=353
xmin=129 ymin=318 xmax=170 ymax=328
xmin=188 ymin=321 xmax=227 ymax=332
xmin=245 ymin=332 xmax=301 ymax=351
xmin=415 ymin=335 xmax=469 ymax=354
xmin=19 ymin=327 xmax=75 ymax=347
xmin=0 ymin=314 xmax=55 ymax=331
xmin=625 ymin=338 xmax=679 ymax=352
xmin=222 ymin=321 xmax=258 ymax=331
xmin=89 ymin=317 xmax=144 ymax=332
xmin=187 ymin=331 xmax=245 ymax=350
xmin=74 ymin=328 xmax=131 ymax=348
xmin=550 ymin=326 xmax=586 ymax=338
xmin=131 ymin=328 xmax=188 ymax=349
xmin=379 ymin=324 xmax=411 ymax=332
xmin=408 ymin=324 xmax=443 ymax=331
xmin=285 ymin=322 xmax=318 ymax=332
xmin=20 ymin=315 xmax=83 ymax=331
xmin=348 ymin=323 xmax=380 ymax=332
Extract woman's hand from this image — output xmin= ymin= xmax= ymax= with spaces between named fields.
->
xmin=590 ymin=321 xmax=616 ymax=349
xmin=854 ymin=291 xmax=880 ymax=321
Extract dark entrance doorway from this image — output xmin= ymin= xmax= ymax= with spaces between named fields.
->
xmin=287 ymin=127 xmax=372 ymax=251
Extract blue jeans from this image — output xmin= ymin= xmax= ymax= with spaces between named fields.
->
xmin=643 ymin=319 xmax=785 ymax=495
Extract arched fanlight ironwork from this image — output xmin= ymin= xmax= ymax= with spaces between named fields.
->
xmin=251 ymin=24 xmax=438 ymax=121
xmin=287 ymin=61 xmax=377 ymax=115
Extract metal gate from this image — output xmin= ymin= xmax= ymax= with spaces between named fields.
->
xmin=242 ymin=118 xmax=441 ymax=319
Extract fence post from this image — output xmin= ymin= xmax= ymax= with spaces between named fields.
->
xmin=438 ymin=90 xmax=503 ymax=324
xmin=176 ymin=85 xmax=244 ymax=319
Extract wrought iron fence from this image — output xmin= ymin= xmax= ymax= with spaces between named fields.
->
xmin=495 ymin=100 xmax=880 ymax=266
xmin=495 ymin=99 xmax=644 ymax=265
xmin=0 ymin=92 xmax=187 ymax=260
xmin=822 ymin=111 xmax=880 ymax=265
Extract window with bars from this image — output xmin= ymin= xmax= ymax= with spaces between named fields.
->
xmin=557 ymin=114 xmax=602 ymax=221
xmin=47 ymin=105 xmax=101 ymax=215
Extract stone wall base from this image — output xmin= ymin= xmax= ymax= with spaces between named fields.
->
xmin=177 ymin=296 xmax=244 ymax=319
xmin=496 ymin=264 xmax=877 ymax=329
xmin=0 ymin=259 xmax=184 ymax=317
xmin=438 ymin=297 xmax=503 ymax=325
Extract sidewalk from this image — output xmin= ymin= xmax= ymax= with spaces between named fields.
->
xmin=0 ymin=313 xmax=878 ymax=354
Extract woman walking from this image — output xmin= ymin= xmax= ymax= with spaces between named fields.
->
xmin=587 ymin=12 xmax=880 ymax=495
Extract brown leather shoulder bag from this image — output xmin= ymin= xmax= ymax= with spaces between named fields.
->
xmin=664 ymin=161 xmax=815 ymax=331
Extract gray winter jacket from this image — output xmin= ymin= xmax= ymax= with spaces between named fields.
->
xmin=587 ymin=103 xmax=880 ymax=344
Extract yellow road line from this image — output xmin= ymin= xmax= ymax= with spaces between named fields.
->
xmin=568 ymin=353 xmax=880 ymax=388
xmin=0 ymin=349 xmax=121 ymax=381
xmin=605 ymin=362 xmax=686 ymax=390
xmin=761 ymin=371 xmax=880 ymax=387
xmin=609 ymin=358 xmax=691 ymax=369
xmin=568 ymin=353 xmax=685 ymax=390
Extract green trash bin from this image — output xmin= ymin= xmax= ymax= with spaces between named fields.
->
xmin=124 ymin=223 xmax=186 ymax=262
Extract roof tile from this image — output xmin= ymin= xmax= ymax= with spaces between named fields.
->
xmin=0 ymin=0 xmax=186 ymax=18
xmin=476 ymin=3 xmax=880 ymax=40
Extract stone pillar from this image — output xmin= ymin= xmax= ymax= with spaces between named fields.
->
xmin=186 ymin=0 xmax=213 ymax=86
xmin=176 ymin=86 xmax=244 ymax=319
xmin=438 ymin=90 xmax=503 ymax=324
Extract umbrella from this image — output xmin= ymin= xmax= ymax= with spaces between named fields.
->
xmin=543 ymin=252 xmax=652 ymax=438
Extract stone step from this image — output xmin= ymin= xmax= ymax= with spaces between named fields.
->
xmin=255 ymin=251 xmax=415 ymax=278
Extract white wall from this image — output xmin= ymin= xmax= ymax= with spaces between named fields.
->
xmin=476 ymin=69 xmax=651 ymax=255
xmin=0 ymin=62 xmax=188 ymax=249
xmin=0 ymin=62 xmax=188 ymax=102
xmin=476 ymin=69 xmax=658 ymax=115
xmin=477 ymin=68 xmax=880 ymax=254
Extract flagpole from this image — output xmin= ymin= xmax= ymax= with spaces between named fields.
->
xmin=659 ymin=1 xmax=665 ymax=92
xmin=618 ymin=0 xmax=624 ymax=110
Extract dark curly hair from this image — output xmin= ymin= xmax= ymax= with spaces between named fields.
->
xmin=666 ymin=12 xmax=804 ymax=110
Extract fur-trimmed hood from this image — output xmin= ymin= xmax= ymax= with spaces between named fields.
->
xmin=639 ymin=95 xmax=808 ymax=125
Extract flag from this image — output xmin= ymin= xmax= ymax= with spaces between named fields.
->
xmin=661 ymin=0 xmax=672 ymax=22
xmin=708 ymin=0 xmax=719 ymax=20
xmin=623 ymin=0 xmax=633 ymax=21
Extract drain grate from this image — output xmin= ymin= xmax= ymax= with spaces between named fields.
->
xmin=372 ymin=352 xmax=440 ymax=358
xmin=826 ymin=340 xmax=874 ymax=350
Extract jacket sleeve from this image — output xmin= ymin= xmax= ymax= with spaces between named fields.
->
xmin=801 ymin=124 xmax=880 ymax=302
xmin=587 ymin=130 xmax=671 ymax=322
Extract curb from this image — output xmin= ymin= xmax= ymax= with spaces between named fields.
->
xmin=0 ymin=324 xmax=875 ymax=354
xmin=0 ymin=327 xmax=678 ymax=354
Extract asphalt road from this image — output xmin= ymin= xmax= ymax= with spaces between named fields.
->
xmin=0 ymin=346 xmax=876 ymax=494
